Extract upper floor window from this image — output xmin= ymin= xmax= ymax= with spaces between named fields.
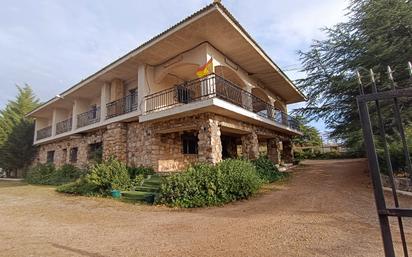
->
xmin=70 ymin=147 xmax=78 ymax=163
xmin=46 ymin=151 xmax=55 ymax=163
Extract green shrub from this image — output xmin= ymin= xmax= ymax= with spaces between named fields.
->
xmin=127 ymin=166 xmax=155 ymax=179
xmin=252 ymin=155 xmax=285 ymax=182
xmin=25 ymin=163 xmax=84 ymax=185
xmin=158 ymin=159 xmax=262 ymax=208
xmin=25 ymin=163 xmax=56 ymax=185
xmin=218 ymin=159 xmax=262 ymax=200
xmin=56 ymin=178 xmax=99 ymax=195
xmin=85 ymin=158 xmax=131 ymax=195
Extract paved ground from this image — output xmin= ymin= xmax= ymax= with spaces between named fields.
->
xmin=0 ymin=159 xmax=411 ymax=257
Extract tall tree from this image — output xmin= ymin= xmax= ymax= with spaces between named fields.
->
xmin=0 ymin=85 xmax=40 ymax=176
xmin=293 ymin=116 xmax=323 ymax=147
xmin=296 ymin=0 xmax=412 ymax=150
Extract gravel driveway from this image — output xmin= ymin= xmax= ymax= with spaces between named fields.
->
xmin=0 ymin=159 xmax=411 ymax=257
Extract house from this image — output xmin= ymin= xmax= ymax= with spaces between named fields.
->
xmin=27 ymin=1 xmax=305 ymax=172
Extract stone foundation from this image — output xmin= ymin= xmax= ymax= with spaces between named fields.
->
xmin=34 ymin=130 xmax=104 ymax=168
xmin=34 ymin=112 xmax=294 ymax=172
xmin=103 ymin=122 xmax=127 ymax=162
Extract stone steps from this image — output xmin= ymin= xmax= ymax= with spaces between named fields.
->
xmin=121 ymin=175 xmax=162 ymax=204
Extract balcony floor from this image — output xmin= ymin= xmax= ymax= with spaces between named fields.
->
xmin=140 ymin=97 xmax=302 ymax=136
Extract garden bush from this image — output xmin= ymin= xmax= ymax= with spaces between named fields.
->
xmin=127 ymin=166 xmax=155 ymax=179
xmin=57 ymin=158 xmax=138 ymax=195
xmin=83 ymin=158 xmax=131 ymax=195
xmin=56 ymin=178 xmax=99 ymax=195
xmin=157 ymin=159 xmax=262 ymax=208
xmin=252 ymin=155 xmax=286 ymax=183
xmin=25 ymin=163 xmax=84 ymax=185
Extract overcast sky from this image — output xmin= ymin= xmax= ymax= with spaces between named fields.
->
xmin=0 ymin=0 xmax=348 ymax=131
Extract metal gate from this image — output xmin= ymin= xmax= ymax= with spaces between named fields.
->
xmin=357 ymin=64 xmax=412 ymax=257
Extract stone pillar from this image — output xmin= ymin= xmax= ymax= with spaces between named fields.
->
xmin=103 ymin=122 xmax=127 ymax=163
xmin=241 ymin=131 xmax=259 ymax=160
xmin=281 ymin=139 xmax=293 ymax=163
xmin=267 ymin=138 xmax=281 ymax=164
xmin=198 ymin=118 xmax=222 ymax=164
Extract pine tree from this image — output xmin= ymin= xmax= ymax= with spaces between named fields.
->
xmin=293 ymin=116 xmax=322 ymax=147
xmin=296 ymin=0 xmax=412 ymax=150
xmin=0 ymin=85 xmax=40 ymax=176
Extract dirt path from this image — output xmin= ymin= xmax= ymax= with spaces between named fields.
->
xmin=0 ymin=159 xmax=411 ymax=257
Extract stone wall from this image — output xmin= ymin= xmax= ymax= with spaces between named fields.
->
xmin=241 ymin=131 xmax=259 ymax=160
xmin=103 ymin=123 xmax=127 ymax=162
xmin=34 ymin=129 xmax=104 ymax=168
xmin=381 ymin=174 xmax=412 ymax=192
xmin=34 ymin=112 xmax=294 ymax=172
xmin=127 ymin=122 xmax=198 ymax=172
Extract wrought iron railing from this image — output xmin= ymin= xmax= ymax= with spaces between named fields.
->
xmin=144 ymin=74 xmax=300 ymax=131
xmin=106 ymin=93 xmax=138 ymax=119
xmin=77 ymin=107 xmax=101 ymax=128
xmin=36 ymin=126 xmax=52 ymax=140
xmin=56 ymin=118 xmax=72 ymax=135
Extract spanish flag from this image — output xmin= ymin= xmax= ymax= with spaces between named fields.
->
xmin=196 ymin=58 xmax=213 ymax=78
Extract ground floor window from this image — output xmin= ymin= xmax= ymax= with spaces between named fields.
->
xmin=62 ymin=149 xmax=67 ymax=163
xmin=46 ymin=151 xmax=55 ymax=163
xmin=181 ymin=132 xmax=198 ymax=154
xmin=88 ymin=143 xmax=102 ymax=162
xmin=69 ymin=147 xmax=78 ymax=163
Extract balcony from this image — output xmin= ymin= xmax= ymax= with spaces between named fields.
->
xmin=106 ymin=93 xmax=138 ymax=119
xmin=56 ymin=118 xmax=72 ymax=135
xmin=144 ymin=74 xmax=300 ymax=132
xmin=36 ymin=126 xmax=52 ymax=140
xmin=77 ymin=107 xmax=101 ymax=128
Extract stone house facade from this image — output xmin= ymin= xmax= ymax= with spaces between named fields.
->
xmin=29 ymin=2 xmax=305 ymax=172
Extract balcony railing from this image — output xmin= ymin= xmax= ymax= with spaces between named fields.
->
xmin=106 ymin=93 xmax=138 ymax=119
xmin=77 ymin=107 xmax=101 ymax=128
xmin=144 ymin=74 xmax=300 ymax=131
xmin=36 ymin=126 xmax=52 ymax=140
xmin=56 ymin=118 xmax=72 ymax=135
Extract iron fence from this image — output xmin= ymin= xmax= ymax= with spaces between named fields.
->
xmin=36 ymin=126 xmax=52 ymax=140
xmin=357 ymin=64 xmax=412 ymax=257
xmin=106 ymin=93 xmax=138 ymax=119
xmin=55 ymin=118 xmax=72 ymax=135
xmin=144 ymin=74 xmax=300 ymax=131
xmin=77 ymin=107 xmax=101 ymax=128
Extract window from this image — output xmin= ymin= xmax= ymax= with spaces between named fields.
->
xmin=69 ymin=147 xmax=78 ymax=163
xmin=181 ymin=133 xmax=198 ymax=154
xmin=62 ymin=149 xmax=67 ymax=163
xmin=46 ymin=151 xmax=55 ymax=163
xmin=88 ymin=143 xmax=102 ymax=162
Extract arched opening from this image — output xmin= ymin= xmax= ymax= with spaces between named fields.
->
xmin=215 ymin=65 xmax=247 ymax=89
xmin=251 ymin=87 xmax=270 ymax=117
xmin=158 ymin=63 xmax=200 ymax=87
xmin=273 ymin=100 xmax=286 ymax=112
xmin=214 ymin=65 xmax=249 ymax=108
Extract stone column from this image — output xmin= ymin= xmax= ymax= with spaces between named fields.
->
xmin=103 ymin=122 xmax=127 ymax=163
xmin=267 ymin=138 xmax=281 ymax=164
xmin=281 ymin=139 xmax=294 ymax=163
xmin=198 ymin=118 xmax=222 ymax=164
xmin=241 ymin=131 xmax=259 ymax=160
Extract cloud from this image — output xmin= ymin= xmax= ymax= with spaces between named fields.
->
xmin=0 ymin=0 xmax=348 ymax=131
